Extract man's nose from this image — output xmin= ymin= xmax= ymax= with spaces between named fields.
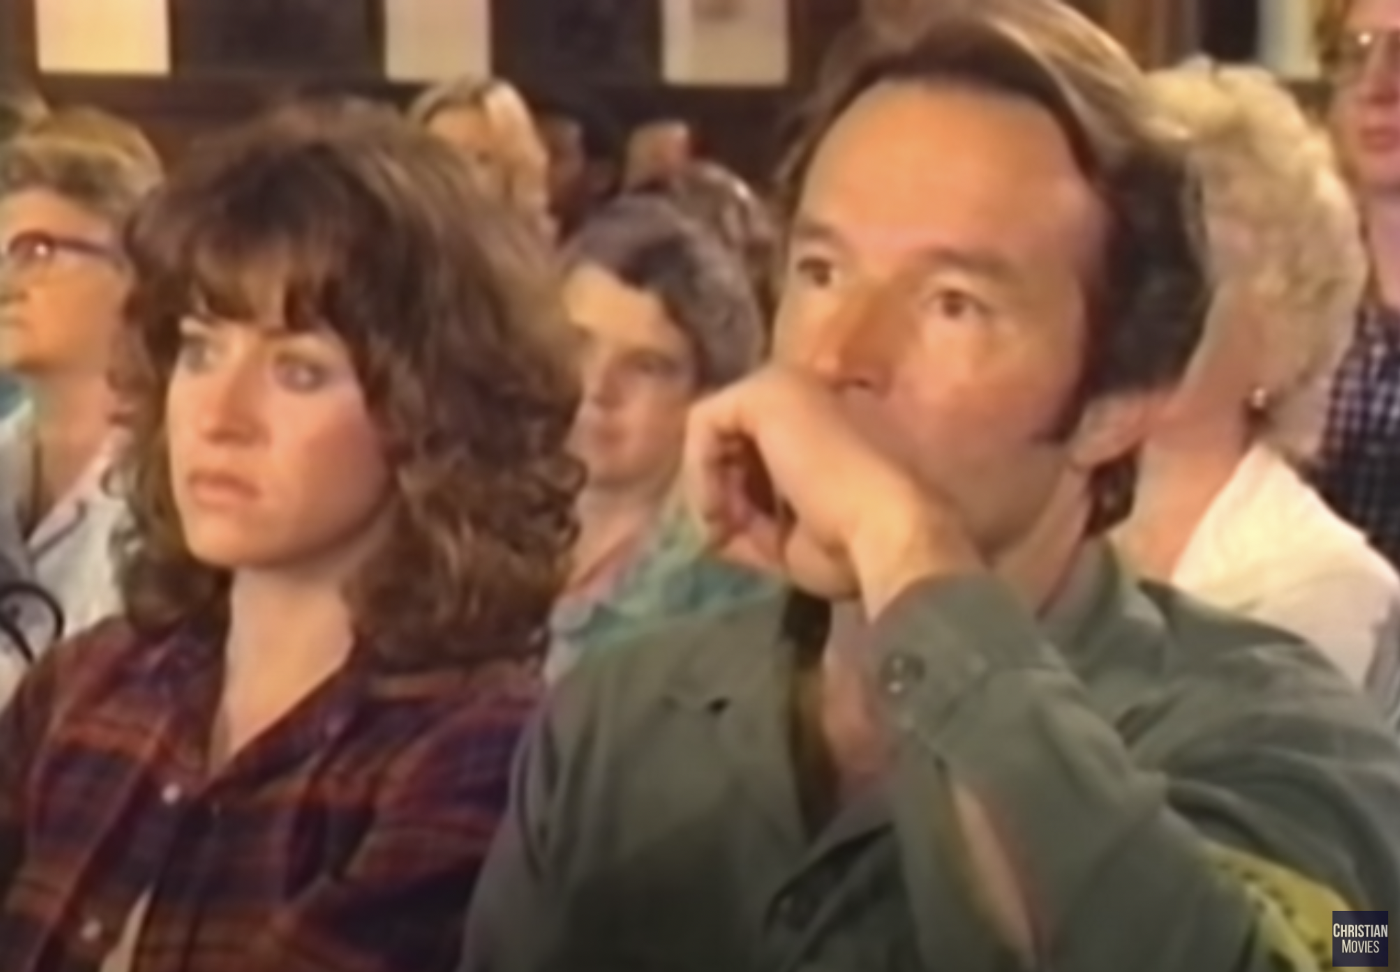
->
xmin=784 ymin=283 xmax=905 ymax=392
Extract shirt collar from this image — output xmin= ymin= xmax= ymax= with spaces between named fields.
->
xmin=0 ymin=406 xmax=124 ymax=526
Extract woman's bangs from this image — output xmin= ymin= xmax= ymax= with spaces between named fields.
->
xmin=134 ymin=152 xmax=360 ymax=337
xmin=180 ymin=220 xmax=342 ymax=333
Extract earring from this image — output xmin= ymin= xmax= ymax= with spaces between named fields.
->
xmin=1246 ymin=386 xmax=1271 ymax=414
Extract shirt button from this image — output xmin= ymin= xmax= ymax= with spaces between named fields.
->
xmin=879 ymin=652 xmax=927 ymax=697
xmin=160 ymin=783 xmax=183 ymax=805
xmin=78 ymin=917 xmax=104 ymax=943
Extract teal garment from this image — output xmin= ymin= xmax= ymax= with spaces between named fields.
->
xmin=548 ymin=506 xmax=777 ymax=680
xmin=0 ymin=377 xmax=25 ymax=418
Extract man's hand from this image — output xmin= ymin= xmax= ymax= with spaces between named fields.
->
xmin=682 ymin=367 xmax=984 ymax=615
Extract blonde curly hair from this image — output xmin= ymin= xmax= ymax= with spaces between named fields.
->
xmin=409 ymin=76 xmax=551 ymax=237
xmin=1148 ymin=59 xmax=1365 ymax=461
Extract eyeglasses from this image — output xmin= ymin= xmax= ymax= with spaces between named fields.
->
xmin=0 ymin=229 xmax=121 ymax=279
xmin=1328 ymin=29 xmax=1400 ymax=85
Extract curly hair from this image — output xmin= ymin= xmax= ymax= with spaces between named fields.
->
xmin=777 ymin=0 xmax=1211 ymax=533
xmin=1149 ymin=60 xmax=1365 ymax=461
xmin=114 ymin=101 xmax=582 ymax=671
xmin=408 ymin=76 xmax=552 ymax=238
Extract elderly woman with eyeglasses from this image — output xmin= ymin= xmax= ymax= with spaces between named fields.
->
xmin=0 ymin=108 xmax=160 ymax=700
xmin=1117 ymin=61 xmax=1400 ymax=701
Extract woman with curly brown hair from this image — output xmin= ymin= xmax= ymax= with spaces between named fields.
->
xmin=0 ymin=100 xmax=580 ymax=972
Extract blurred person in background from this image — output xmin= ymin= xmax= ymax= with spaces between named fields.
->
xmin=0 ymin=103 xmax=578 ymax=971
xmin=1122 ymin=61 xmax=1399 ymax=696
xmin=410 ymin=76 xmax=556 ymax=243
xmin=552 ymin=194 xmax=769 ymax=679
xmin=622 ymin=116 xmax=694 ymax=190
xmin=0 ymin=107 xmax=160 ymax=697
xmin=0 ymin=87 xmax=46 ymax=142
xmin=638 ymin=159 xmax=781 ymax=319
xmin=1314 ymin=0 xmax=1400 ymax=568
xmin=529 ymin=89 xmax=622 ymax=237
xmin=0 ymin=86 xmax=47 ymax=420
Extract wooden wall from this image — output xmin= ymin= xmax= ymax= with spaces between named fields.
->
xmin=1 ymin=0 xmax=860 ymax=182
xmin=1 ymin=0 xmax=1259 ymax=179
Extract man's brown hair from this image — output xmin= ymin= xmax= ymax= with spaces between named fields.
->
xmin=114 ymin=102 xmax=582 ymax=670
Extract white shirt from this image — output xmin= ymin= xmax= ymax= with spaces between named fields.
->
xmin=1173 ymin=445 xmax=1400 ymax=687
xmin=0 ymin=405 xmax=126 ymax=704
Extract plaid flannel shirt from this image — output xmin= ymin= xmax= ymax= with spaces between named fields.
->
xmin=0 ymin=619 xmax=535 ymax=972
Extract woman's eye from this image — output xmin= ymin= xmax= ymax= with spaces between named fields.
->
xmin=791 ymin=255 xmax=838 ymax=288
xmin=274 ymin=356 xmax=331 ymax=392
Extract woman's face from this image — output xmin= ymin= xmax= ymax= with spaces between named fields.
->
xmin=166 ymin=294 xmax=391 ymax=578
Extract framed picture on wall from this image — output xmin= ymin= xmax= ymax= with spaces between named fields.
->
xmin=493 ymin=0 xmax=658 ymax=85
xmin=169 ymin=0 xmax=383 ymax=75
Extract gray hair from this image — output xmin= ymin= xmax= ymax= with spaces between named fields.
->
xmin=648 ymin=161 xmax=778 ymax=302
xmin=0 ymin=107 xmax=161 ymax=228
xmin=565 ymin=194 xmax=765 ymax=388
xmin=1148 ymin=59 xmax=1365 ymax=461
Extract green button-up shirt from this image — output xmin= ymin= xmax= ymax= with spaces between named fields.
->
xmin=464 ymin=545 xmax=1400 ymax=971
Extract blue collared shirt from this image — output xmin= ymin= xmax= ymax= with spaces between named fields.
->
xmin=0 ymin=405 xmax=126 ymax=703
xmin=547 ymin=504 xmax=776 ymax=682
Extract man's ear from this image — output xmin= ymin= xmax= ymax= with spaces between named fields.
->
xmin=1065 ymin=390 xmax=1167 ymax=472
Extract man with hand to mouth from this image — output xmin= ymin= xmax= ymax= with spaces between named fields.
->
xmin=461 ymin=2 xmax=1400 ymax=969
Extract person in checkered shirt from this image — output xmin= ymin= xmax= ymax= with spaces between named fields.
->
xmin=1316 ymin=0 xmax=1400 ymax=571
